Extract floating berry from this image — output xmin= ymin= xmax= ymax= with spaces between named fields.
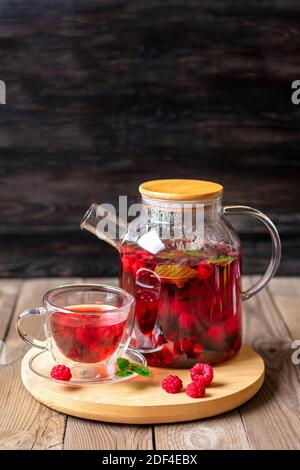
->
xmin=68 ymin=346 xmax=80 ymax=361
xmin=174 ymin=339 xmax=194 ymax=356
xmin=76 ymin=326 xmax=99 ymax=347
xmin=178 ymin=312 xmax=195 ymax=329
xmin=193 ymin=343 xmax=203 ymax=357
xmin=207 ymin=325 xmax=225 ymax=345
xmin=131 ymin=261 xmax=144 ymax=275
xmin=51 ymin=364 xmax=72 ymax=381
xmin=190 ymin=362 xmax=214 ymax=386
xmin=186 ymin=380 xmax=206 ymax=398
xmin=196 ymin=262 xmax=214 ymax=280
xmin=160 ymin=346 xmax=176 ymax=365
xmin=161 ymin=375 xmax=183 ymax=394
xmin=223 ymin=315 xmax=239 ymax=335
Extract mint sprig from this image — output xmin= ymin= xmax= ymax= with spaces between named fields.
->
xmin=115 ymin=370 xmax=133 ymax=378
xmin=128 ymin=363 xmax=151 ymax=377
xmin=116 ymin=357 xmax=151 ymax=378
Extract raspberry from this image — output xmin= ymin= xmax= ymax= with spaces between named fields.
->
xmin=190 ymin=362 xmax=214 ymax=386
xmin=76 ymin=326 xmax=99 ymax=347
xmin=51 ymin=364 xmax=72 ymax=381
xmin=193 ymin=343 xmax=203 ymax=357
xmin=191 ymin=374 xmax=206 ymax=387
xmin=207 ymin=325 xmax=225 ymax=345
xmin=174 ymin=339 xmax=194 ymax=356
xmin=186 ymin=380 xmax=206 ymax=398
xmin=161 ymin=375 xmax=183 ymax=394
xmin=68 ymin=346 xmax=80 ymax=361
xmin=178 ymin=313 xmax=195 ymax=329
xmin=197 ymin=262 xmax=214 ymax=280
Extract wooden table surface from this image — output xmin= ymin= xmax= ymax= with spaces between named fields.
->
xmin=0 ymin=276 xmax=299 ymax=450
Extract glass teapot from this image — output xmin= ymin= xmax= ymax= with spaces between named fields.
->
xmin=81 ymin=179 xmax=281 ymax=368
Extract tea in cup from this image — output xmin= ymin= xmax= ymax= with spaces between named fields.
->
xmin=17 ymin=284 xmax=135 ymax=380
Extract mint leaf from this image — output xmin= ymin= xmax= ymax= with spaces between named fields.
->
xmin=209 ymin=255 xmax=235 ymax=265
xmin=156 ymin=250 xmax=182 ymax=260
xmin=117 ymin=357 xmax=130 ymax=371
xmin=116 ymin=357 xmax=151 ymax=378
xmin=184 ymin=249 xmax=205 ymax=257
xmin=128 ymin=363 xmax=151 ymax=377
xmin=115 ymin=370 xmax=134 ymax=378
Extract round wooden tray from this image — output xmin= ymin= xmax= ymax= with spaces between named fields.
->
xmin=21 ymin=344 xmax=264 ymax=424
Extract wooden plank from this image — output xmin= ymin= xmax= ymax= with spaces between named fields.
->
xmin=64 ymin=420 xmax=153 ymax=450
xmin=238 ymin=276 xmax=300 ymax=449
xmin=268 ymin=277 xmax=300 ymax=338
xmin=155 ymin=410 xmax=250 ymax=450
xmin=0 ymin=278 xmax=81 ymax=450
xmin=0 ymin=280 xmax=21 ymax=341
xmin=64 ymin=276 xmax=153 ymax=450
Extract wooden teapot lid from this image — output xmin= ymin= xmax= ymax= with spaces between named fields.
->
xmin=139 ymin=179 xmax=223 ymax=201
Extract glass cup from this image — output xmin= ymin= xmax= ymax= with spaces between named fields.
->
xmin=16 ymin=284 xmax=135 ymax=380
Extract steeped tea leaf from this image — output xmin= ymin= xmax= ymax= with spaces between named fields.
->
xmin=154 ymin=264 xmax=198 ymax=288
xmin=184 ymin=249 xmax=205 ymax=257
xmin=208 ymin=255 xmax=235 ymax=266
xmin=156 ymin=250 xmax=183 ymax=260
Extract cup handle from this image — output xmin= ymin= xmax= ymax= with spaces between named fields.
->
xmin=223 ymin=205 xmax=281 ymax=300
xmin=16 ymin=307 xmax=48 ymax=350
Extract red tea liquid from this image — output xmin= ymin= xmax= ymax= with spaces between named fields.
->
xmin=50 ymin=304 xmax=126 ymax=363
xmin=120 ymin=243 xmax=242 ymax=367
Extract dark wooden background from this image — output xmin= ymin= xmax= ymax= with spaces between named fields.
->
xmin=0 ymin=0 xmax=299 ymax=278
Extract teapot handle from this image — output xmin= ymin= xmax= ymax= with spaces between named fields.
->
xmin=223 ymin=205 xmax=281 ymax=300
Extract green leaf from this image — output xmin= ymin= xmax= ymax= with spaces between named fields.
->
xmin=208 ymin=255 xmax=235 ymax=265
xmin=156 ymin=250 xmax=182 ymax=259
xmin=128 ymin=363 xmax=151 ymax=377
xmin=115 ymin=370 xmax=134 ymax=378
xmin=184 ymin=249 xmax=205 ymax=257
xmin=116 ymin=357 xmax=151 ymax=378
xmin=117 ymin=357 xmax=130 ymax=371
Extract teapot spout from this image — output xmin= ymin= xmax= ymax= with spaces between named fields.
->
xmin=80 ymin=203 xmax=127 ymax=251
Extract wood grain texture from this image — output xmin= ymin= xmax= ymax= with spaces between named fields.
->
xmin=64 ymin=419 xmax=153 ymax=450
xmin=155 ymin=411 xmax=250 ymax=450
xmin=239 ymin=276 xmax=300 ymax=450
xmin=139 ymin=179 xmax=223 ymax=200
xmin=0 ymin=276 xmax=300 ymax=449
xmin=0 ymin=278 xmax=82 ymax=449
xmin=268 ymin=277 xmax=300 ymax=338
xmin=0 ymin=280 xmax=21 ymax=341
xmin=0 ymin=0 xmax=298 ymax=276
